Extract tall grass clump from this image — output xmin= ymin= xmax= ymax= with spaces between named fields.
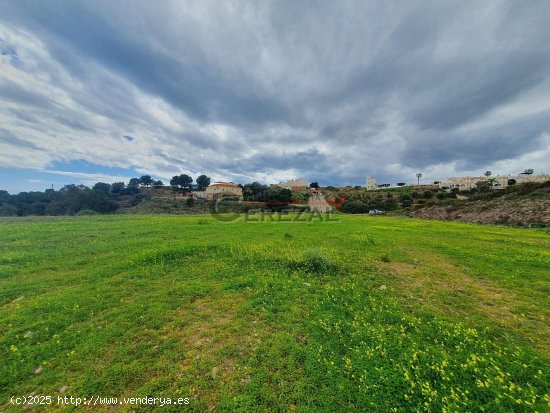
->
xmin=299 ymin=248 xmax=334 ymax=274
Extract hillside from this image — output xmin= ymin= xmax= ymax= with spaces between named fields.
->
xmin=403 ymin=182 xmax=550 ymax=227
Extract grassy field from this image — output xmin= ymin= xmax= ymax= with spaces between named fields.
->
xmin=1 ymin=214 xmax=549 ymax=412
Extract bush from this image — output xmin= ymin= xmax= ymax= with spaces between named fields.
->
xmin=186 ymin=197 xmax=195 ymax=207
xmin=300 ymin=249 xmax=333 ymax=274
xmin=400 ymin=194 xmax=412 ymax=208
xmin=340 ymin=200 xmax=369 ymax=214
xmin=384 ymin=198 xmax=399 ymax=211
xmin=0 ymin=203 xmax=17 ymax=216
xmin=130 ymin=193 xmax=147 ymax=206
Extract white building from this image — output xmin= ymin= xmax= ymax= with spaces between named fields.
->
xmin=275 ymin=178 xmax=308 ymax=190
xmin=365 ymin=176 xmax=377 ymax=191
xmin=516 ymin=174 xmax=550 ymax=185
xmin=438 ymin=174 xmax=550 ymax=191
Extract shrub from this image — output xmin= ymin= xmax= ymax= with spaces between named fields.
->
xmin=340 ymin=200 xmax=369 ymax=214
xmin=130 ymin=193 xmax=147 ymax=206
xmin=300 ymin=249 xmax=333 ymax=274
xmin=0 ymin=203 xmax=17 ymax=216
xmin=384 ymin=198 xmax=399 ymax=211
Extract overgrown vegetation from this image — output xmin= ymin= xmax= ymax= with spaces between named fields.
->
xmin=406 ymin=181 xmax=550 ymax=227
xmin=1 ymin=215 xmax=548 ymax=411
xmin=0 ymin=176 xmax=303 ymax=217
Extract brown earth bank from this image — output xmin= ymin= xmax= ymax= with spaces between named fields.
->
xmin=399 ymin=183 xmax=550 ymax=227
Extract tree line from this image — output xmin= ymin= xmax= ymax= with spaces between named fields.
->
xmin=0 ymin=173 xmax=213 ymax=216
xmin=0 ymin=175 xmax=302 ymax=216
xmin=169 ymin=174 xmax=210 ymax=191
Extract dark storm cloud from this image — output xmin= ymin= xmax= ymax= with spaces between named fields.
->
xmin=1 ymin=0 xmax=292 ymax=127
xmin=227 ymin=149 xmax=331 ymax=174
xmin=1 ymin=0 xmax=550 ymax=188
xmin=411 ymin=53 xmax=548 ymax=130
xmin=403 ymin=111 xmax=550 ymax=169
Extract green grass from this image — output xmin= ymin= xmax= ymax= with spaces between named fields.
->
xmin=1 ymin=215 xmax=549 ymax=412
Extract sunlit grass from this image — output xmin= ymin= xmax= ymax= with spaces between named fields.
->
xmin=1 ymin=215 xmax=548 ymax=411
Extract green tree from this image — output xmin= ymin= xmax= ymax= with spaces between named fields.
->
xmin=340 ymin=200 xmax=369 ymax=214
xmin=178 ymin=174 xmax=193 ymax=190
xmin=111 ymin=182 xmax=125 ymax=195
xmin=128 ymin=178 xmax=140 ymax=189
xmin=196 ymin=175 xmax=211 ymax=191
xmin=139 ymin=175 xmax=153 ymax=187
xmin=153 ymin=180 xmax=163 ymax=188
xmin=243 ymin=182 xmax=268 ymax=201
xmin=125 ymin=178 xmax=140 ymax=195
xmin=92 ymin=182 xmax=111 ymax=193
xmin=309 ymin=182 xmax=320 ymax=189
xmin=0 ymin=203 xmax=17 ymax=216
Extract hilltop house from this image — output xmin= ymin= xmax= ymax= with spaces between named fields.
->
xmin=195 ymin=182 xmax=243 ymax=200
xmin=274 ymin=178 xmax=308 ymax=191
xmin=438 ymin=174 xmax=550 ymax=191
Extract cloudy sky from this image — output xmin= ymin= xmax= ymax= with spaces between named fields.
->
xmin=1 ymin=0 xmax=549 ymax=193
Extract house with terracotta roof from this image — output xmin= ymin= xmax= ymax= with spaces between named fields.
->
xmin=196 ymin=182 xmax=243 ymax=200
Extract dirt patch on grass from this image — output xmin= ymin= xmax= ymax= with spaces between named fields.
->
xmin=383 ymin=251 xmax=549 ymax=355
xmin=166 ymin=293 xmax=265 ymax=410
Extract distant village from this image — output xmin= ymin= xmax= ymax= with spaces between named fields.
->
xmin=2 ymin=169 xmax=548 ymax=217
xmin=163 ymin=170 xmax=550 ymax=202
xmin=365 ymin=170 xmax=550 ymax=192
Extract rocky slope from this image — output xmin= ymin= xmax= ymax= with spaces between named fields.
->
xmin=404 ymin=182 xmax=550 ymax=227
